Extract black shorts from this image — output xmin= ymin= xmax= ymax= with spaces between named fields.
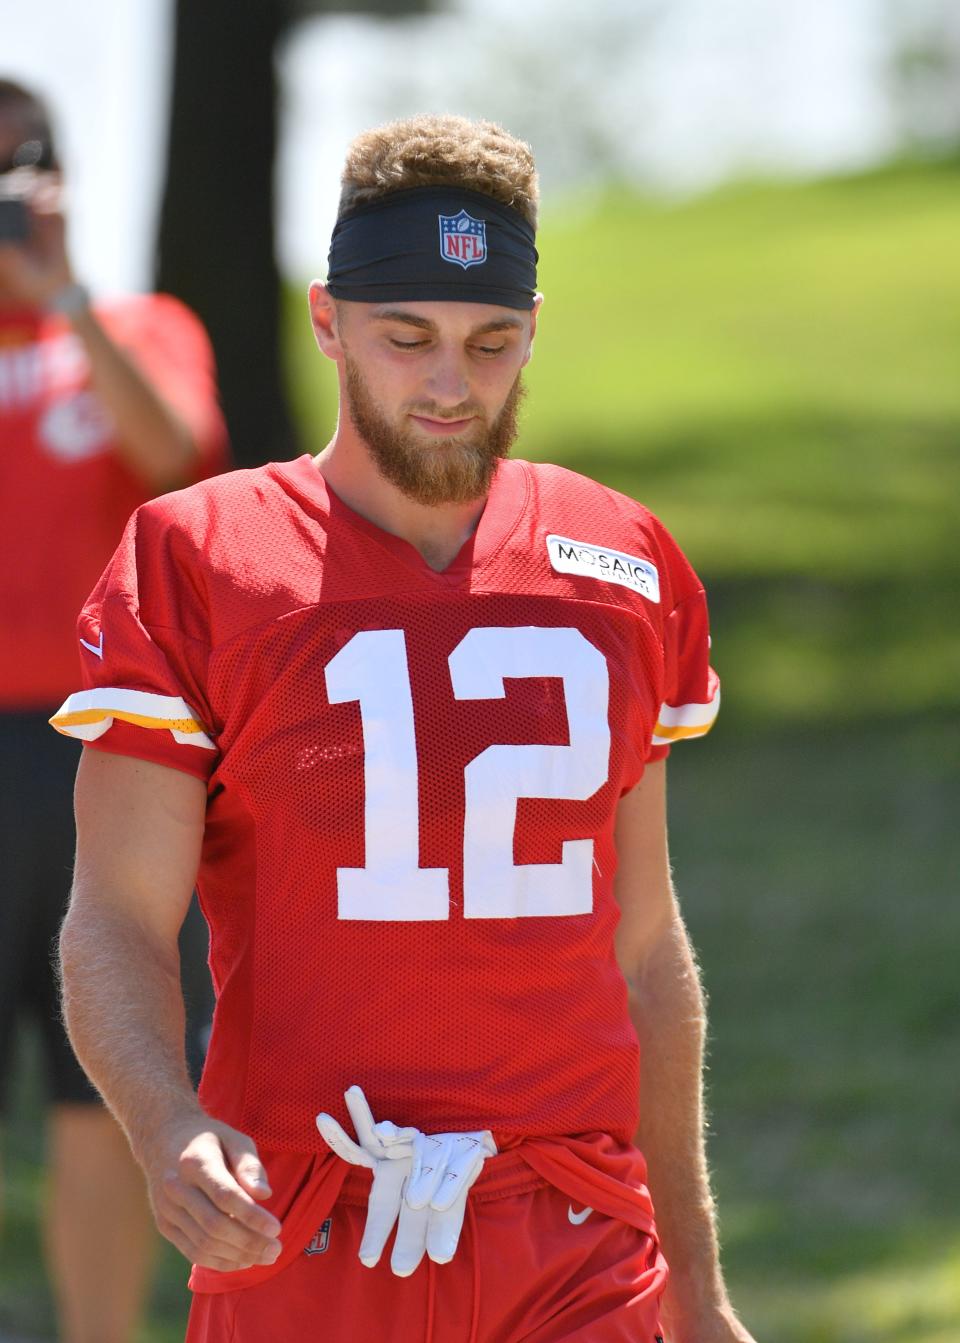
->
xmin=0 ymin=711 xmax=213 ymax=1113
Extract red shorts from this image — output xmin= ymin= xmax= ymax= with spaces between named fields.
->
xmin=186 ymin=1151 xmax=667 ymax=1343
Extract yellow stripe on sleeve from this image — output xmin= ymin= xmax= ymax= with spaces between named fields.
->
xmin=651 ymin=684 xmax=721 ymax=747
xmin=50 ymin=689 xmax=216 ymax=750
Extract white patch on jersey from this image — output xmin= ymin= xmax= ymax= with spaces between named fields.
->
xmin=546 ymin=535 xmax=660 ymax=602
xmin=567 ymin=1204 xmax=594 ymax=1225
xmin=38 ymin=390 xmax=113 ymax=462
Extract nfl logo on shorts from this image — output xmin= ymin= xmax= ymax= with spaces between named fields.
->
xmin=304 ymin=1218 xmax=331 ymax=1255
xmin=438 ymin=209 xmax=487 ymax=269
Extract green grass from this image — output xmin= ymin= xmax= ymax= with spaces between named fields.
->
xmin=672 ymin=720 xmax=960 ymax=1342
xmin=531 ymin=162 xmax=960 ymax=435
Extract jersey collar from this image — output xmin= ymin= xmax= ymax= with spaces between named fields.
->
xmin=272 ymin=453 xmax=530 ymax=587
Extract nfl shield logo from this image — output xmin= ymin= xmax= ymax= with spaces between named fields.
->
xmin=304 ymin=1218 xmax=331 ymax=1256
xmin=438 ymin=210 xmax=487 ymax=269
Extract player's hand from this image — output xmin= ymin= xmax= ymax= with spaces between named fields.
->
xmin=316 ymin=1084 xmax=420 ymax=1270
xmin=139 ymin=1108 xmax=283 ymax=1272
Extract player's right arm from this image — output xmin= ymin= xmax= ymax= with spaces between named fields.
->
xmin=59 ymin=747 xmax=282 ymax=1271
xmin=0 ymin=174 xmax=222 ymax=491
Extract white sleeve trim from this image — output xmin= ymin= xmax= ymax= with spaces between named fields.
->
xmin=50 ymin=688 xmax=216 ymax=750
xmin=652 ymin=684 xmax=721 ymax=744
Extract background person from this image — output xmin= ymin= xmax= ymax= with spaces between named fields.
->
xmin=0 ymin=77 xmax=228 ymax=1343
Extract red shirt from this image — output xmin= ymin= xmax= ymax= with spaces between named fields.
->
xmin=52 ymin=455 xmax=719 ymax=1153
xmin=0 ymin=293 xmax=227 ymax=710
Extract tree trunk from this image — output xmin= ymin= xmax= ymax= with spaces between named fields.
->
xmin=156 ymin=0 xmax=298 ymax=469
xmin=157 ymin=0 xmax=435 ymax=469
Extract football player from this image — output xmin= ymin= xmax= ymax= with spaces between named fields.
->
xmin=54 ymin=114 xmax=755 ymax=1343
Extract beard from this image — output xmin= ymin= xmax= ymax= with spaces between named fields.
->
xmin=344 ymin=355 xmax=525 ymax=506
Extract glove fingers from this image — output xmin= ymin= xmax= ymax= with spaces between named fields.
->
xmin=336 ymin=1107 xmax=495 ymax=1272
xmin=346 ymin=1087 xmax=418 ymax=1159
xmin=391 ymin=1197 xmax=430 ymax=1277
xmin=359 ymin=1156 xmax=410 ymax=1267
xmin=374 ymin=1119 xmax=421 ymax=1150
xmin=316 ymin=1113 xmax=375 ymax=1169
xmin=429 ymin=1134 xmax=491 ymax=1211
xmin=406 ymin=1132 xmax=454 ymax=1210
xmin=426 ymin=1193 xmax=469 ymax=1265
xmin=345 ymin=1086 xmax=389 ymax=1157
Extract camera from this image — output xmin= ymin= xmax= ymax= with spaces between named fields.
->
xmin=0 ymin=196 xmax=29 ymax=243
xmin=0 ymin=176 xmax=30 ymax=243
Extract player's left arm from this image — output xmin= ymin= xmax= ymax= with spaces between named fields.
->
xmin=614 ymin=760 xmax=756 ymax=1343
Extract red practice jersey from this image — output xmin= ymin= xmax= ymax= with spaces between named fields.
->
xmin=52 ymin=455 xmax=719 ymax=1151
xmin=0 ymin=294 xmax=227 ymax=710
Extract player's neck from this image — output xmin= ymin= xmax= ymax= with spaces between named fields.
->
xmin=312 ymin=439 xmax=489 ymax=574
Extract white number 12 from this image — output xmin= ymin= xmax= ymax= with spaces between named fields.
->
xmin=325 ymin=626 xmax=610 ymax=921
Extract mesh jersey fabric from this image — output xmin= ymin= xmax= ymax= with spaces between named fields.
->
xmin=52 ymin=455 xmax=718 ymax=1151
xmin=0 ymin=293 xmax=228 ymax=710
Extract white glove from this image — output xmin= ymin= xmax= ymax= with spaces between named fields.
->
xmin=316 ymin=1087 xmax=497 ymax=1276
xmin=316 ymin=1085 xmax=418 ymax=1270
xmin=401 ymin=1128 xmax=497 ymax=1271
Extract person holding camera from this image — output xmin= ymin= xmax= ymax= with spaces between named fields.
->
xmin=0 ymin=78 xmax=228 ymax=1343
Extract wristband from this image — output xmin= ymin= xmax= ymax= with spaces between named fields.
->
xmin=47 ymin=281 xmax=91 ymax=317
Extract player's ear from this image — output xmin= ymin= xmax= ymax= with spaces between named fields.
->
xmin=521 ymin=293 xmax=543 ymax=368
xmin=308 ymin=282 xmax=343 ymax=360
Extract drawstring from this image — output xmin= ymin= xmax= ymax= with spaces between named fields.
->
xmin=467 ymin=1198 xmax=481 ymax=1343
xmin=423 ymin=1203 xmax=480 ymax=1343
xmin=425 ymin=1254 xmax=437 ymax=1343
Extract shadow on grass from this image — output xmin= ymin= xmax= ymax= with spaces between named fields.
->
xmin=523 ymin=409 xmax=959 ymax=576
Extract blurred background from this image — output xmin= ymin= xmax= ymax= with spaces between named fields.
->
xmin=3 ymin=0 xmax=958 ymax=1339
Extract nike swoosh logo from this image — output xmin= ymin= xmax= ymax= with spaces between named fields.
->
xmin=567 ymin=1204 xmax=593 ymax=1225
xmin=80 ymin=633 xmax=104 ymax=660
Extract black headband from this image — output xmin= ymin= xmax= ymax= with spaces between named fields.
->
xmin=326 ymin=186 xmax=538 ymax=311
